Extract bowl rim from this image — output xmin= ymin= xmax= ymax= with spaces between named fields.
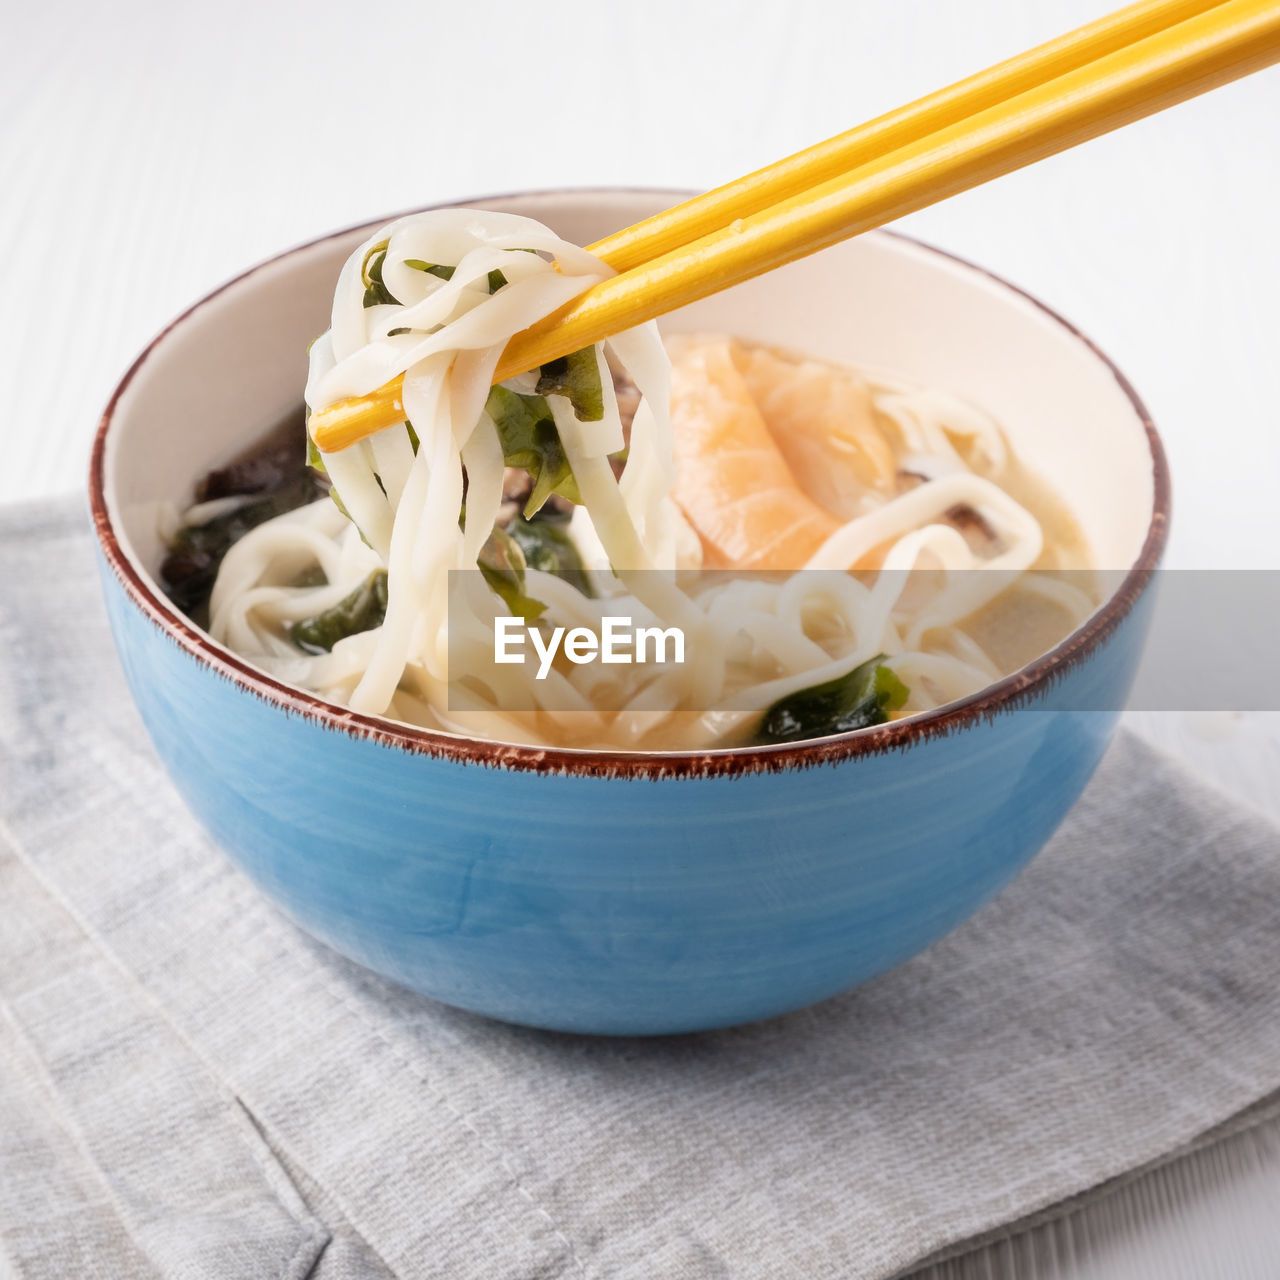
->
xmin=89 ymin=186 xmax=1170 ymax=779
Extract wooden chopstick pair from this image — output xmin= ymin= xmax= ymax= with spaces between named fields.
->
xmin=310 ymin=0 xmax=1280 ymax=453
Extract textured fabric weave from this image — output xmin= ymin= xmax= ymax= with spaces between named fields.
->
xmin=3 ymin=497 xmax=1280 ymax=1279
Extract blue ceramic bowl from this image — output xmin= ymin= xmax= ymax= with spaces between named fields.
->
xmin=90 ymin=190 xmax=1168 ymax=1035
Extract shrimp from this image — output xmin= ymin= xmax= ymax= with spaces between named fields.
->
xmin=732 ymin=342 xmax=896 ymax=517
xmin=668 ymin=335 xmax=839 ymax=570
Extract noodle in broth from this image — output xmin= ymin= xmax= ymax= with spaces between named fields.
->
xmin=176 ymin=208 xmax=1095 ymax=752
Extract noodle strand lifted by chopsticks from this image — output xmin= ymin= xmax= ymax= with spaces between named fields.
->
xmin=201 ymin=208 xmax=1089 ymax=751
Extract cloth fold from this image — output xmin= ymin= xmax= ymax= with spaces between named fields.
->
xmin=3 ymin=496 xmax=1280 ymax=1280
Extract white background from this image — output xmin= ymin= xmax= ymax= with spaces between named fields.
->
xmin=5 ymin=0 xmax=1279 ymax=572
xmin=4 ymin=0 xmax=1280 ymax=1274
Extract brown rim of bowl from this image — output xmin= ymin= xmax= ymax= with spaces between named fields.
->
xmin=89 ymin=188 xmax=1170 ymax=780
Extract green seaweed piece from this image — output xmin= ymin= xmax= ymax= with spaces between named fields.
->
xmin=405 ymin=260 xmax=506 ymax=293
xmin=361 ymin=239 xmax=398 ymax=308
xmin=478 ymin=525 xmax=546 ymax=620
xmin=752 ymin=656 xmax=909 ymax=746
xmin=505 ymin=516 xmax=592 ymax=597
xmin=290 ymin=571 xmax=389 ymax=654
xmin=534 ymin=346 xmax=604 ymax=421
xmin=404 ymin=259 xmax=455 ymax=282
xmin=484 ymin=384 xmax=581 ymax=517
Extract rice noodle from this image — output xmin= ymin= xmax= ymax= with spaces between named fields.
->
xmin=202 ymin=208 xmax=1095 ymax=751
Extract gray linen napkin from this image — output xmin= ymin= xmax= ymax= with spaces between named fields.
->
xmin=4 ymin=496 xmax=1280 ymax=1280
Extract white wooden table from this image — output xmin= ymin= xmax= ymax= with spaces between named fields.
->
xmin=5 ymin=0 xmax=1280 ymax=1273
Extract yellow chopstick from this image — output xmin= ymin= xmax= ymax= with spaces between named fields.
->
xmin=310 ymin=0 xmax=1280 ymax=454
xmin=586 ymin=0 xmax=1230 ymax=273
xmin=492 ymin=0 xmax=1280 ymax=380
xmin=311 ymin=0 xmax=1221 ymax=454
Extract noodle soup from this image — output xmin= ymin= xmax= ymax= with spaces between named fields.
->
xmin=163 ymin=207 xmax=1100 ymax=752
xmin=91 ymin=190 xmax=1167 ymax=1033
